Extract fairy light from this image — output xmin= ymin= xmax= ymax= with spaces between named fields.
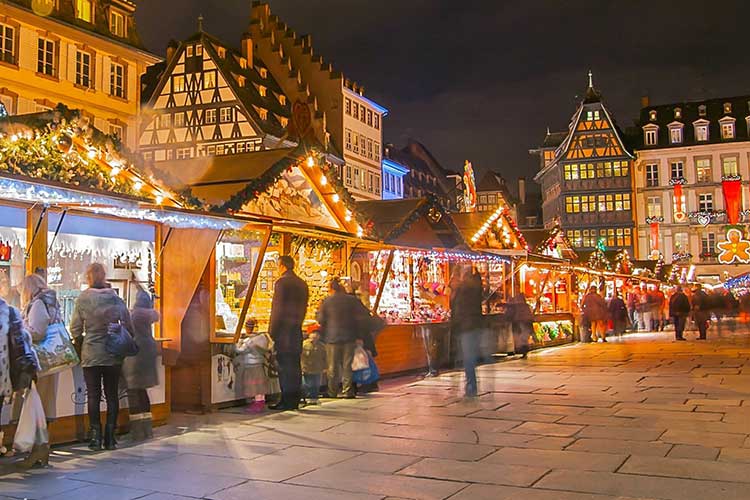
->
xmin=10 ymin=134 xmax=18 ymax=142
xmin=332 ymin=193 xmax=340 ymax=203
xmin=155 ymin=194 xmax=164 ymax=205
xmin=357 ymin=226 xmax=364 ymax=237
xmin=133 ymin=181 xmax=143 ymax=192
xmin=110 ymin=166 xmax=121 ymax=178
xmin=87 ymin=149 xmax=97 ymax=159
xmin=306 ymin=155 xmax=315 ymax=167
xmin=320 ymin=174 xmax=328 ymax=186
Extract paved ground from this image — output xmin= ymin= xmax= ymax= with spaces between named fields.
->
xmin=3 ymin=330 xmax=750 ymax=499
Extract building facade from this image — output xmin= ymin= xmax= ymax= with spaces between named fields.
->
xmin=633 ymin=95 xmax=750 ymax=283
xmin=384 ymin=140 xmax=457 ymax=209
xmin=533 ymin=76 xmax=635 ymax=256
xmin=138 ymin=30 xmax=293 ymax=163
xmin=381 ymin=157 xmax=408 ymax=200
xmin=247 ymin=2 xmax=386 ymax=200
xmin=0 ymin=0 xmax=160 ymax=149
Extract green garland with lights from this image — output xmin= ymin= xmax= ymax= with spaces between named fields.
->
xmin=614 ymin=249 xmax=632 ymax=274
xmin=291 ymin=234 xmax=345 ymax=254
xmin=587 ymin=248 xmax=611 ymax=271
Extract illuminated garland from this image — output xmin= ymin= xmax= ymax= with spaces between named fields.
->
xmin=725 ymin=272 xmax=750 ymax=290
xmin=614 ymin=249 xmax=632 ymax=274
xmin=587 ymin=248 xmax=611 ymax=271
xmin=290 ymin=234 xmax=345 ymax=253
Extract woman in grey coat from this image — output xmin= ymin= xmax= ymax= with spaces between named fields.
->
xmin=71 ymin=263 xmax=134 ymax=451
xmin=122 ymin=290 xmax=159 ymax=441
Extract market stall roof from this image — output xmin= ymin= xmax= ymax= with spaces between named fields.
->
xmin=151 ymin=144 xmax=365 ymax=236
xmin=452 ymin=205 xmax=528 ymax=254
xmin=356 ymin=195 xmax=467 ymax=249
xmin=524 ymin=224 xmax=577 ymax=261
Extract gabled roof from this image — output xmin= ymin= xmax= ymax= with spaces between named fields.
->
xmin=542 ymin=131 xmax=567 ymax=148
xmin=524 ymin=226 xmax=577 ymax=261
xmin=141 ymin=30 xmax=291 ymax=138
xmin=452 ymin=207 xmax=527 ymax=252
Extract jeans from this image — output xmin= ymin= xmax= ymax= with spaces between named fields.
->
xmin=127 ymin=389 xmax=151 ymax=415
xmin=326 ymin=342 xmax=356 ymax=397
xmin=302 ymin=373 xmax=322 ymax=400
xmin=276 ymin=352 xmax=302 ymax=408
xmin=83 ymin=365 xmax=121 ymax=429
xmin=460 ymin=329 xmax=480 ymax=396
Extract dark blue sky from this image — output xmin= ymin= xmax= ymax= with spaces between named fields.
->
xmin=136 ymin=1 xmax=750 ymax=184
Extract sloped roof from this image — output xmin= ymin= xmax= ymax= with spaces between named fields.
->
xmin=542 ymin=131 xmax=567 ymax=148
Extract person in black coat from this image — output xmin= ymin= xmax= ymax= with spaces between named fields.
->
xmin=268 ymin=255 xmax=309 ymax=410
xmin=450 ymin=266 xmax=484 ymax=397
xmin=691 ymin=285 xmax=710 ymax=340
xmin=608 ymin=292 xmax=628 ymax=338
xmin=669 ymin=285 xmax=691 ymax=341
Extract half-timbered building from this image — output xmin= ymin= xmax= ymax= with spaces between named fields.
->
xmin=533 ymin=74 xmax=635 ymax=257
xmin=139 ymin=28 xmax=296 ymax=163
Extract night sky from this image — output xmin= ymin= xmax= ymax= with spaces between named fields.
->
xmin=136 ymin=1 xmax=750 ymax=187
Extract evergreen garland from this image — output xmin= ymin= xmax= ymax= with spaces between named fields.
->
xmin=614 ymin=249 xmax=632 ymax=274
xmin=587 ymin=248 xmax=611 ymax=271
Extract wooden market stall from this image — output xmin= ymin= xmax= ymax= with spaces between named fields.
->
xmin=0 ymin=109 xmax=250 ymax=445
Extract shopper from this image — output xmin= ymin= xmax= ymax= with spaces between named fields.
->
xmin=450 ymin=265 xmax=484 ymax=397
xmin=669 ymin=285 xmax=691 ymax=341
xmin=122 ymin=290 xmax=159 ymax=441
xmin=691 ymin=284 xmax=711 ymax=340
xmin=71 ymin=263 xmax=134 ymax=450
xmin=300 ymin=329 xmax=326 ymax=404
xmin=505 ymin=293 xmax=533 ymax=357
xmin=608 ymin=291 xmax=628 ymax=338
xmin=268 ymin=255 xmax=308 ymax=411
xmin=626 ymin=289 xmax=639 ymax=331
xmin=235 ymin=317 xmax=272 ymax=414
xmin=582 ymin=286 xmax=608 ymax=342
xmin=317 ymin=278 xmax=362 ymax=399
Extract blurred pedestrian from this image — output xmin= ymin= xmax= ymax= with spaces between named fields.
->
xmin=608 ymin=291 xmax=628 ymax=338
xmin=669 ymin=285 xmax=691 ymax=341
xmin=691 ymin=284 xmax=711 ymax=340
xmin=582 ymin=286 xmax=609 ymax=342
xmin=450 ymin=265 xmax=484 ymax=397
xmin=235 ymin=317 xmax=272 ymax=414
xmin=505 ymin=293 xmax=533 ymax=357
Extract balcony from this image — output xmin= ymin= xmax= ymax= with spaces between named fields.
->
xmin=699 ymin=252 xmax=718 ymax=263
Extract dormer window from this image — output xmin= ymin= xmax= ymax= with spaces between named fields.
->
xmin=724 ymin=102 xmax=732 ymax=114
xmin=259 ymin=67 xmax=268 ymax=79
xmin=720 ymin=117 xmax=736 ymax=139
xmin=643 ymin=125 xmax=658 ymax=146
xmin=109 ymin=10 xmax=126 ymax=38
xmin=239 ymin=57 xmax=247 ymax=69
xmin=699 ymin=104 xmax=707 ymax=116
xmin=668 ymin=124 xmax=683 ymax=144
xmin=279 ymin=116 xmax=288 ymax=128
xmin=255 ymin=106 xmax=268 ymax=120
xmin=674 ymin=108 xmax=682 ymax=119
xmin=649 ymin=110 xmax=657 ymax=121
xmin=258 ymin=85 xmax=266 ymax=97
xmin=216 ymin=46 xmax=226 ymax=58
xmin=76 ymin=0 xmax=93 ymax=23
xmin=694 ymin=120 xmax=709 ymax=141
xmin=234 ymin=74 xmax=245 ymax=87
xmin=278 ymin=94 xmax=286 ymax=106
xmin=585 ymin=110 xmax=600 ymax=121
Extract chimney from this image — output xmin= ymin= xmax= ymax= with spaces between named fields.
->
xmin=640 ymin=95 xmax=650 ymax=108
xmin=165 ymin=39 xmax=179 ymax=63
xmin=518 ymin=177 xmax=526 ymax=204
xmin=241 ymin=33 xmax=253 ymax=68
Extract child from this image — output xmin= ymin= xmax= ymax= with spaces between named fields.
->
xmin=235 ymin=318 xmax=271 ymax=414
xmin=301 ymin=330 xmax=326 ymax=405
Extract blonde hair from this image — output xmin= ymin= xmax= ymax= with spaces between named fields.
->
xmin=86 ymin=263 xmax=108 ymax=288
xmin=19 ymin=273 xmax=47 ymax=307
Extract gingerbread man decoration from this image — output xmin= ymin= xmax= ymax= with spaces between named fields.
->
xmin=717 ymin=228 xmax=750 ymax=264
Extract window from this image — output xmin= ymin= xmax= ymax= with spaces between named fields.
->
xmin=172 ymin=75 xmax=185 ymax=92
xmin=345 ymin=98 xmax=351 ymax=115
xmin=586 ymin=110 xmax=600 ymax=121
xmin=612 ymin=161 xmax=629 ymax=177
xmin=367 ymin=173 xmax=373 ymax=192
xmin=565 ymin=195 xmax=596 ymax=213
xmin=367 ymin=109 xmax=373 ymax=126
xmin=375 ymin=175 xmax=381 ymax=195
xmin=721 ymin=121 xmax=735 ymax=139
xmin=564 ymin=164 xmax=578 ymax=180
xmin=669 ymin=126 xmax=683 ymax=144
xmin=76 ymin=0 xmax=93 ymax=22
xmin=176 ymin=148 xmax=192 ymax=160
xmin=647 ymin=196 xmax=662 ymax=217
xmin=599 ymin=228 xmax=631 ymax=247
xmin=237 ymin=142 xmax=245 ymax=153
xmin=644 ymin=128 xmax=657 ymax=146
xmin=220 ymin=107 xmax=233 ymax=123
xmin=360 ymin=135 xmax=366 ymax=156
xmin=724 ymin=102 xmax=732 ymax=114
xmin=374 ymin=142 xmax=380 ymax=162
xmin=597 ymin=193 xmax=631 ymax=212
xmin=109 ymin=10 xmax=125 ymax=37
xmin=109 ymin=124 xmax=123 ymax=140
xmin=143 ymin=151 xmax=153 ymax=161
xmin=258 ymin=67 xmax=267 ymax=78
xmin=110 ymin=62 xmax=124 ymax=98
xmin=345 ymin=166 xmax=352 ymax=185
xmin=75 ymin=50 xmax=92 ymax=88
xmin=696 ymin=158 xmax=712 ymax=183
xmin=673 ymin=193 xmax=687 ymax=219
xmin=203 ymin=70 xmax=216 ymax=89
xmin=649 ymin=110 xmax=657 ymax=121
xmin=166 ymin=149 xmax=173 ymax=160
xmin=0 ymin=23 xmax=16 ymax=65
xmin=722 ymin=156 xmax=739 ymax=177
xmin=353 ymin=103 xmax=359 ymax=120
xmin=205 ymin=109 xmax=216 ymax=124
xmin=345 ymin=129 xmax=352 ymax=150
xmin=674 ymin=108 xmax=682 ymax=119
xmin=367 ymin=139 xmax=373 ymax=159
xmin=645 ymin=164 xmax=659 ymax=187
xmin=695 ymin=123 xmax=708 ymax=141
xmin=698 ymin=105 xmax=707 ymax=117
xmin=670 ymin=161 xmax=684 ymax=180
xmin=160 ymin=114 xmax=171 ymax=129
xmin=674 ymin=232 xmax=689 ymax=252
xmin=698 ymin=193 xmax=713 ymax=212
xmin=360 ymin=107 xmax=366 ymax=124
xmin=37 ymin=38 xmax=55 ymax=76
xmin=353 ymin=134 xmax=359 ymax=154
xmin=374 ymin=114 xmax=380 ymax=130
xmin=258 ymin=85 xmax=267 ymax=97
xmin=174 ymin=112 xmax=185 ymax=127
xmin=701 ymin=233 xmax=716 ymax=256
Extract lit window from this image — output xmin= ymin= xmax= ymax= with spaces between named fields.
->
xmin=367 ymin=109 xmax=373 ymax=126
xmin=367 ymin=139 xmax=373 ymax=159
xmin=172 ymin=75 xmax=185 ymax=92
xmin=174 ymin=113 xmax=185 ymax=127
xmin=374 ymin=114 xmax=380 ymax=130
xmin=109 ymin=124 xmax=123 ymax=140
xmin=649 ymin=110 xmax=657 ymax=121
xmin=110 ymin=62 xmax=125 ymax=98
xmin=258 ymin=67 xmax=267 ymax=78
xmin=645 ymin=164 xmax=659 ymax=186
xmin=669 ymin=126 xmax=682 ymax=144
xmin=722 ymin=156 xmax=739 ymax=177
xmin=220 ymin=107 xmax=233 ymax=122
xmin=258 ymin=85 xmax=267 ymax=97
xmin=701 ymin=233 xmax=716 ymax=256
xmin=176 ymin=148 xmax=192 ymax=160
xmin=721 ymin=121 xmax=735 ymax=139
xmin=674 ymin=232 xmax=689 ymax=252
xmin=353 ymin=103 xmax=359 ymax=120
xmin=695 ymin=123 xmax=708 ymax=141
xmin=345 ymin=98 xmax=351 ymax=115
xmin=345 ymin=129 xmax=352 ymax=150
xmin=674 ymin=107 xmax=681 ymax=119
xmin=670 ymin=161 xmax=684 ymax=180
xmin=203 ymin=70 xmax=216 ymax=89
xmin=237 ymin=142 xmax=245 ymax=153
xmin=76 ymin=0 xmax=92 ymax=22
xmin=647 ymin=196 xmax=662 ymax=217
xmin=586 ymin=110 xmax=600 ymax=121
xmin=37 ymin=38 xmax=55 ymax=76
xmin=724 ymin=102 xmax=732 ymax=114
xmin=698 ymin=193 xmax=713 ymax=212
xmin=360 ymin=134 xmax=366 ymax=156
xmin=75 ymin=50 xmax=92 ymax=88
xmin=644 ymin=128 xmax=657 ymax=146
xmin=110 ymin=10 xmax=126 ymax=37
xmin=696 ymin=158 xmax=711 ymax=182
xmin=0 ymin=23 xmax=16 ymax=65
xmin=205 ymin=109 xmax=216 ymax=124
xmin=374 ymin=142 xmax=380 ymax=162
xmin=160 ymin=114 xmax=171 ymax=128
xmin=166 ymin=149 xmax=173 ymax=160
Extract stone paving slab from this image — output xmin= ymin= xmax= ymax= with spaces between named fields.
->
xmin=398 ymin=457 xmax=549 ymax=487
xmin=482 ymin=447 xmax=628 ymax=472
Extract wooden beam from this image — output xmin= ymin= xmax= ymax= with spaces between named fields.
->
xmin=371 ymin=249 xmax=394 ymax=315
xmin=233 ymin=226 xmax=273 ymax=343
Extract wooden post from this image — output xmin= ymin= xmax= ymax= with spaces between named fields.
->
xmin=26 ymin=206 xmax=48 ymax=275
xmin=233 ymin=226 xmax=273 ymax=343
xmin=371 ymin=249 xmax=394 ymax=315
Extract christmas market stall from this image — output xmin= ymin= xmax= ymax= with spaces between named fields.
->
xmin=152 ymin=144 xmax=367 ymax=408
xmin=355 ymin=196 xmax=512 ymax=375
xmin=0 ymin=108 xmax=249 ymax=444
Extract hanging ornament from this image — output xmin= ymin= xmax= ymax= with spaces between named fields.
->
xmin=670 ymin=177 xmax=686 ymax=222
xmin=56 ymin=133 xmax=72 ymax=153
xmin=646 ymin=216 xmax=662 ymax=251
xmin=717 ymin=228 xmax=750 ymax=264
xmin=722 ymin=175 xmax=742 ymax=224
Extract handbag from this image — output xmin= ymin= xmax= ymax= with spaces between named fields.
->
xmin=35 ymin=322 xmax=80 ymax=376
xmin=13 ymin=382 xmax=48 ymax=453
xmin=351 ymin=345 xmax=370 ymax=371
xmin=105 ymin=321 xmax=139 ymax=357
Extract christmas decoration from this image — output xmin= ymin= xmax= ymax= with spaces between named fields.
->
xmin=688 ymin=210 xmax=722 ymax=226
xmin=717 ymin=228 xmax=750 ymax=264
xmin=646 ymin=216 xmax=663 ymax=250
xmin=670 ymin=177 xmax=687 ymax=222
xmin=463 ymin=160 xmax=477 ymax=212
xmin=587 ymin=246 xmax=611 ymax=271
xmin=290 ymin=234 xmax=345 ymax=254
xmin=649 ymin=250 xmax=666 ymax=280
xmin=614 ymin=249 xmax=632 ymax=274
xmin=469 ymin=202 xmax=528 ymax=251
xmin=722 ymin=175 xmax=743 ymax=224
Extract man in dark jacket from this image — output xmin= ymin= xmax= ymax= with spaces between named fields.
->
xmin=691 ymin=285 xmax=710 ymax=340
xmin=317 ymin=279 xmax=363 ymax=398
xmin=268 ymin=255 xmax=309 ymax=410
xmin=450 ymin=266 xmax=484 ymax=397
xmin=669 ymin=285 xmax=691 ymax=341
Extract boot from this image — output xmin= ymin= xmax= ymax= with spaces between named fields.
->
xmin=103 ymin=424 xmax=117 ymax=451
xmin=16 ymin=443 xmax=50 ymax=469
xmin=129 ymin=413 xmax=145 ymax=443
xmin=88 ymin=423 xmax=103 ymax=451
xmin=143 ymin=413 xmax=154 ymax=439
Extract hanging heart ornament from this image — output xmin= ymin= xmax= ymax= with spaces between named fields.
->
xmin=696 ymin=214 xmax=711 ymax=226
